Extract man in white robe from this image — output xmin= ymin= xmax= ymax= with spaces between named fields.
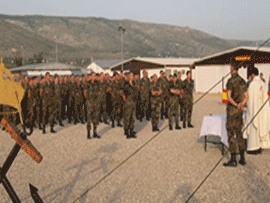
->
xmin=244 ymin=67 xmax=270 ymax=152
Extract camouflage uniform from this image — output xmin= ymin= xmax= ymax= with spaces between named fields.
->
xmin=177 ymin=78 xmax=184 ymax=120
xmin=150 ymin=81 xmax=161 ymax=129
xmin=68 ymin=81 xmax=76 ymax=123
xmin=134 ymin=79 xmax=141 ymax=120
xmin=61 ymin=81 xmax=69 ymax=120
xmin=168 ymin=81 xmax=180 ymax=127
xmin=54 ymin=83 xmax=63 ymax=125
xmin=28 ymin=84 xmax=38 ymax=128
xmin=81 ymin=81 xmax=88 ymax=122
xmin=182 ymin=78 xmax=194 ymax=124
xmin=139 ymin=77 xmax=151 ymax=120
xmin=123 ymin=81 xmax=136 ymax=137
xmin=158 ymin=77 xmax=170 ymax=118
xmin=85 ymin=80 xmax=100 ymax=133
xmin=74 ymin=82 xmax=83 ymax=123
xmin=106 ymin=80 xmax=113 ymax=121
xmin=99 ymin=80 xmax=108 ymax=122
xmin=226 ymin=73 xmax=247 ymax=153
xmin=111 ymin=80 xmax=124 ymax=125
xmin=41 ymin=81 xmax=55 ymax=128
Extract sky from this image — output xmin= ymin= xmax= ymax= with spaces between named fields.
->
xmin=0 ymin=0 xmax=270 ymax=40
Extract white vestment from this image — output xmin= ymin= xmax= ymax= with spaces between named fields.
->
xmin=243 ymin=76 xmax=270 ymax=151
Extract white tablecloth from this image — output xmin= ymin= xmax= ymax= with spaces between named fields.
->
xmin=199 ymin=114 xmax=229 ymax=147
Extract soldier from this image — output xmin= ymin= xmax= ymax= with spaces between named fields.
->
xmin=54 ymin=75 xmax=64 ymax=126
xmin=105 ymin=73 xmax=113 ymax=123
xmin=158 ymin=71 xmax=169 ymax=119
xmin=68 ymin=74 xmax=76 ymax=124
xmin=99 ymin=72 xmax=109 ymax=124
xmin=40 ymin=72 xmax=56 ymax=134
xmin=122 ymin=72 xmax=137 ymax=138
xmin=134 ymin=74 xmax=141 ymax=121
xmin=223 ymin=61 xmax=248 ymax=167
xmin=168 ymin=74 xmax=182 ymax=130
xmin=81 ymin=75 xmax=88 ymax=123
xmin=74 ymin=75 xmax=84 ymax=124
xmin=169 ymin=75 xmax=173 ymax=82
xmin=21 ymin=75 xmax=29 ymax=125
xmin=27 ymin=77 xmax=40 ymax=131
xmin=139 ymin=70 xmax=151 ymax=121
xmin=177 ymin=71 xmax=184 ymax=121
xmin=182 ymin=71 xmax=194 ymax=128
xmin=61 ymin=75 xmax=69 ymax=121
xmin=150 ymin=74 xmax=163 ymax=131
xmin=111 ymin=73 xmax=124 ymax=127
xmin=85 ymin=72 xmax=101 ymax=139
xmin=25 ymin=78 xmax=34 ymax=128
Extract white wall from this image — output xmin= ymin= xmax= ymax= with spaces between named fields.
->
xmin=195 ymin=65 xmax=248 ymax=93
xmin=140 ymin=68 xmax=164 ymax=78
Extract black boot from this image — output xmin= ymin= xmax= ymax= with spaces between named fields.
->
xmin=111 ymin=120 xmax=115 ymax=128
xmin=223 ymin=153 xmax=237 ymax=167
xmin=153 ymin=126 xmax=160 ymax=132
xmin=59 ymin=121 xmax=64 ymax=127
xmin=93 ymin=129 xmax=100 ymax=139
xmin=87 ymin=129 xmax=91 ymax=139
xmin=188 ymin=122 xmax=194 ymax=128
xmin=125 ymin=129 xmax=131 ymax=139
xmin=239 ymin=150 xmax=246 ymax=165
xmin=183 ymin=122 xmax=186 ymax=128
xmin=169 ymin=124 xmax=173 ymax=130
xmin=175 ymin=124 xmax=181 ymax=130
xmin=117 ymin=121 xmax=123 ymax=127
xmin=50 ymin=126 xmax=57 ymax=133
xmin=130 ymin=129 xmax=137 ymax=138
xmin=39 ymin=124 xmax=42 ymax=130
xmin=42 ymin=125 xmax=46 ymax=134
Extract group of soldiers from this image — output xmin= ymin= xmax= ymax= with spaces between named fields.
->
xmin=1 ymin=69 xmax=194 ymax=139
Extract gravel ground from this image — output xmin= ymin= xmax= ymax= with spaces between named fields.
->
xmin=0 ymin=93 xmax=270 ymax=203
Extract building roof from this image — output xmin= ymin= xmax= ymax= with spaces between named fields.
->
xmin=194 ymin=46 xmax=270 ymax=66
xmin=94 ymin=60 xmax=122 ymax=69
xmin=110 ymin=57 xmax=199 ymax=70
xmin=9 ymin=62 xmax=81 ymax=72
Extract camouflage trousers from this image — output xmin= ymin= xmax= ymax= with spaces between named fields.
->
xmin=29 ymin=101 xmax=41 ymax=127
xmin=226 ymin=110 xmax=245 ymax=153
xmin=86 ymin=101 xmax=100 ymax=130
xmin=169 ymin=97 xmax=179 ymax=125
xmin=140 ymin=96 xmax=150 ymax=119
xmin=42 ymin=101 xmax=54 ymax=127
xmin=160 ymin=95 xmax=169 ymax=118
xmin=54 ymin=100 xmax=63 ymax=122
xmin=112 ymin=99 xmax=122 ymax=122
xmin=123 ymin=98 xmax=136 ymax=130
xmin=179 ymin=98 xmax=184 ymax=120
xmin=74 ymin=98 xmax=83 ymax=122
xmin=151 ymin=99 xmax=160 ymax=128
xmin=183 ymin=97 xmax=193 ymax=123
xmin=99 ymin=97 xmax=107 ymax=121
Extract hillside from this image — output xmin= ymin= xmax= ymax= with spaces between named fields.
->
xmin=0 ymin=14 xmax=265 ymax=64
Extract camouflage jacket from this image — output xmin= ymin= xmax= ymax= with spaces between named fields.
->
xmin=226 ymin=73 xmax=247 ymax=114
xmin=182 ymin=79 xmax=194 ymax=100
xmin=139 ymin=77 xmax=150 ymax=99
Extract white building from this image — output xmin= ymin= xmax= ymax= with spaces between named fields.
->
xmin=193 ymin=47 xmax=270 ymax=93
xmin=110 ymin=57 xmax=198 ymax=80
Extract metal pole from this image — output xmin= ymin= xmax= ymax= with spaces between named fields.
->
xmin=55 ymin=36 xmax=58 ymax=63
xmin=1 ymin=174 xmax=21 ymax=203
xmin=121 ymin=30 xmax=123 ymax=71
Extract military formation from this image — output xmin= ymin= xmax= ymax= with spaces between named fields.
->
xmin=1 ymin=70 xmax=195 ymax=139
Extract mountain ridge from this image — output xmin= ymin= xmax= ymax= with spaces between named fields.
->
xmin=0 ymin=14 xmax=268 ymax=65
